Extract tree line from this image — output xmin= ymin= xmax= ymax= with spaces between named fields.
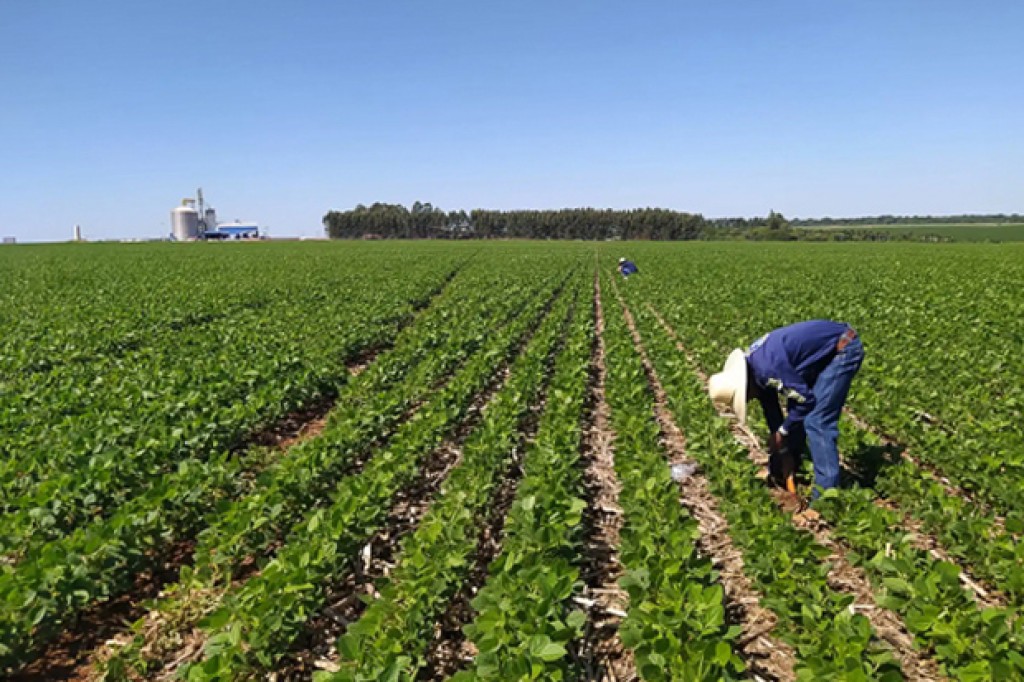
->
xmin=322 ymin=202 xmax=1008 ymax=241
xmin=323 ymin=203 xmax=796 ymax=240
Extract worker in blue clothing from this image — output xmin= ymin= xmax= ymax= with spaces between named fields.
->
xmin=708 ymin=320 xmax=864 ymax=505
xmin=618 ymin=257 xmax=639 ymax=278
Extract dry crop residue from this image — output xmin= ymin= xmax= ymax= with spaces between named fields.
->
xmin=10 ymin=542 xmax=196 ymax=682
xmin=272 ymin=363 xmax=517 ymax=679
xmin=574 ymin=273 xmax=637 ymax=682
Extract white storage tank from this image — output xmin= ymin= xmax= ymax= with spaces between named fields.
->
xmin=171 ymin=202 xmax=200 ymax=240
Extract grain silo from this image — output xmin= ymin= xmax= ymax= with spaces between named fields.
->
xmin=170 ymin=200 xmax=200 ymax=241
xmin=204 ymin=208 xmax=218 ymax=233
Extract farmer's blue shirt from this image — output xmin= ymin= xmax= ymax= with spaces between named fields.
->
xmin=746 ymin=320 xmax=850 ymax=435
xmin=620 ymin=260 xmax=638 ymax=275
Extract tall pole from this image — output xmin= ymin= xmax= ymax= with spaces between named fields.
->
xmin=197 ymin=187 xmax=205 ymax=234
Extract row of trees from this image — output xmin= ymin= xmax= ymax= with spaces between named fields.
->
xmin=319 ymin=202 xmax=461 ymax=239
xmin=323 ymin=203 xmax=797 ymax=240
xmin=322 ymin=202 xmax=1001 ymax=241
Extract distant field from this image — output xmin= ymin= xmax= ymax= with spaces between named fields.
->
xmin=799 ymin=222 xmax=1024 ymax=241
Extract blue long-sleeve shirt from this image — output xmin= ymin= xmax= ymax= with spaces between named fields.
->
xmin=746 ymin=320 xmax=850 ymax=435
xmin=619 ymin=261 xmax=638 ymax=275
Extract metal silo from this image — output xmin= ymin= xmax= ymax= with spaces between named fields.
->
xmin=171 ymin=201 xmax=200 ymax=240
xmin=204 ymin=208 xmax=217 ymax=234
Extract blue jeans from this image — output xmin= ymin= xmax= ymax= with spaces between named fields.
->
xmin=801 ymin=336 xmax=864 ymax=498
xmin=764 ymin=337 xmax=864 ymax=498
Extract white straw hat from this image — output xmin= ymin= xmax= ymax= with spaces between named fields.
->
xmin=618 ymin=257 xmax=626 ymax=263
xmin=708 ymin=348 xmax=748 ymax=424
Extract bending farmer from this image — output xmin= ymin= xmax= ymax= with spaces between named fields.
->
xmin=618 ymin=257 xmax=638 ymax=278
xmin=708 ymin=320 xmax=864 ymax=501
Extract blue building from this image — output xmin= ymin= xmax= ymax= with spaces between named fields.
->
xmin=207 ymin=222 xmax=260 ymax=240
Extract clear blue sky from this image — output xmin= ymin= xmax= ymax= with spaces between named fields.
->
xmin=1 ymin=1 xmax=1021 ymax=242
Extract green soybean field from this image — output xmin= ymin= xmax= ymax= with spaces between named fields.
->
xmin=0 ymin=240 xmax=1021 ymax=681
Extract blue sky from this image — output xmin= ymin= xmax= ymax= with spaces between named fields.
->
xmin=1 ymin=1 xmax=1021 ymax=241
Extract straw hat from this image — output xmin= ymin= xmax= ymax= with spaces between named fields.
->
xmin=708 ymin=348 xmax=748 ymax=424
xmin=618 ymin=257 xmax=626 ymax=264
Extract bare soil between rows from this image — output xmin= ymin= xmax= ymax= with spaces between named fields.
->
xmin=273 ymin=435 xmax=469 ymax=680
xmin=421 ymin=391 xmax=545 ymax=678
xmin=9 ymin=541 xmax=195 ymax=682
xmin=422 ymin=295 xmax=576 ymax=679
xmin=574 ymin=273 xmax=637 ymax=682
xmin=15 ymin=387 xmax=348 ymax=682
xmin=274 ymin=286 xmax=570 ymax=680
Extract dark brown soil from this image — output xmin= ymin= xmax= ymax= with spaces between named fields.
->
xmin=421 ymin=295 xmax=573 ymax=679
xmin=345 ymin=344 xmax=384 ymax=377
xmin=273 ymin=283 xmax=570 ymax=680
xmin=9 ymin=541 xmax=196 ymax=682
xmin=420 ymin=405 xmax=539 ymax=679
xmin=275 ymin=437 xmax=468 ymax=680
xmin=240 ymin=396 xmax=336 ymax=452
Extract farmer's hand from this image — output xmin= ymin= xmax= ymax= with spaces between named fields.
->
xmin=768 ymin=430 xmax=785 ymax=454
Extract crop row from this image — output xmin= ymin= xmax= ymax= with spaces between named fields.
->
xmin=0 ymin=264 xmax=461 ymax=558
xmin=835 ymin=423 xmax=1024 ymax=607
xmin=0 ymin=249 xmax=458 ymax=462
xmin=0 ymin=246 xmax=277 ymax=375
xmin=186 ymin=268 xmax=554 ymax=583
xmin=0 ymin=243 xmax=467 ymax=377
xmin=850 ymin=396 xmax=1024 ymax=529
xmin=97 ymin=266 xmax=564 ymax=680
xmin=451 ymin=275 xmax=594 ymax=680
xmin=0 ymin=264 xmax=556 ymax=674
xmin=598 ymin=272 xmax=745 ymax=681
xmin=319 ymin=278 xmax=580 ymax=681
xmin=816 ymin=487 xmax=1024 ymax=680
xmin=176 ymin=276 xmax=577 ymax=679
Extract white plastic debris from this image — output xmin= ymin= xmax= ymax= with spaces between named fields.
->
xmin=670 ymin=462 xmax=699 ymax=482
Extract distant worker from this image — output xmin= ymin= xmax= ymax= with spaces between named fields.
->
xmin=708 ymin=320 xmax=863 ymax=506
xmin=618 ymin=257 xmax=638 ymax=278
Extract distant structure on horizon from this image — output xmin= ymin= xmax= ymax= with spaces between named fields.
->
xmin=171 ymin=199 xmax=200 ymax=240
xmin=73 ymin=224 xmax=83 ymax=242
xmin=208 ymin=220 xmax=260 ymax=240
xmin=170 ymin=188 xmax=260 ymax=241
xmin=1 ymin=237 xmax=15 ymax=245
